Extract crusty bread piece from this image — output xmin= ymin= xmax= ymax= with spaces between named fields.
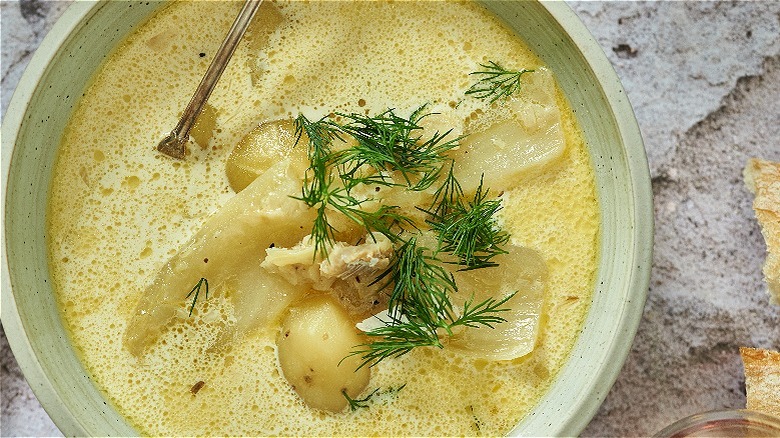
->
xmin=743 ymin=158 xmax=780 ymax=305
xmin=740 ymin=347 xmax=780 ymax=417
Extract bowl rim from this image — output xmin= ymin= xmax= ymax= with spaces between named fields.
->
xmin=1 ymin=2 xmax=106 ymax=435
xmin=513 ymin=2 xmax=652 ymax=436
xmin=1 ymin=1 xmax=653 ymax=436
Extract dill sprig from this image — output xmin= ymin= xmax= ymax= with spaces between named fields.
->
xmin=294 ymin=114 xmax=343 ymax=258
xmin=426 ymin=161 xmax=463 ymax=219
xmin=353 ymin=291 xmax=516 ymax=369
xmin=378 ymin=237 xmax=457 ymax=322
xmin=185 ymin=277 xmax=209 ymax=317
xmin=466 ymin=61 xmax=534 ymax=103
xmin=353 ymin=238 xmax=513 ymax=368
xmin=353 ymin=238 xmax=453 ymax=368
xmin=351 ymin=316 xmax=443 ymax=369
xmin=293 ymin=107 xmax=460 ymax=256
xmin=450 ymin=292 xmax=516 ymax=329
xmin=294 ymin=114 xmax=340 ymax=207
xmin=342 ymin=388 xmax=380 ymax=411
xmin=342 ymin=384 xmax=407 ymax=411
xmin=426 ymin=177 xmax=509 ymax=270
xmin=334 ymin=106 xmax=461 ymax=190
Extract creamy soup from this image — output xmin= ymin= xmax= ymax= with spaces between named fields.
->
xmin=47 ymin=1 xmax=599 ymax=435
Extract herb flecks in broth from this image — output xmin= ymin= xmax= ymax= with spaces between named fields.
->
xmin=185 ymin=277 xmax=209 ymax=317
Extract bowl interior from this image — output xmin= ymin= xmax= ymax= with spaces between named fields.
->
xmin=2 ymin=1 xmax=651 ymax=436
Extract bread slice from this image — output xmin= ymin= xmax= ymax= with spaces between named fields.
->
xmin=740 ymin=347 xmax=780 ymax=417
xmin=743 ymin=158 xmax=780 ymax=305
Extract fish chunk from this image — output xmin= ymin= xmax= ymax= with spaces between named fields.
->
xmin=261 ymin=234 xmax=393 ymax=319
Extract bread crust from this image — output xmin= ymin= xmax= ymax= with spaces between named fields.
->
xmin=740 ymin=347 xmax=780 ymax=417
xmin=744 ymin=158 xmax=780 ymax=305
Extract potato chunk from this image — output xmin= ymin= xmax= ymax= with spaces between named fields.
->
xmin=449 ymin=245 xmax=547 ymax=360
xmin=226 ymin=119 xmax=307 ymax=192
xmin=277 ymin=296 xmax=370 ymax=412
xmin=123 ymin=158 xmax=313 ymax=356
xmin=452 ymin=68 xmax=565 ymax=193
xmin=190 ymin=102 xmax=218 ymax=149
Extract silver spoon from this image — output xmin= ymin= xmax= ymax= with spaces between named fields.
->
xmin=157 ymin=0 xmax=263 ymax=159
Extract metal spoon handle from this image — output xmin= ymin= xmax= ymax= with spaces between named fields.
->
xmin=159 ymin=0 xmax=262 ymax=158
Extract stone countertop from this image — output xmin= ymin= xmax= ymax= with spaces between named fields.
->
xmin=1 ymin=1 xmax=779 ymax=436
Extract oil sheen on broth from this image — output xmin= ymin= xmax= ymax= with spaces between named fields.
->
xmin=47 ymin=1 xmax=599 ymax=435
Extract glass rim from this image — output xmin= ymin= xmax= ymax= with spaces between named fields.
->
xmin=654 ymin=409 xmax=780 ymax=438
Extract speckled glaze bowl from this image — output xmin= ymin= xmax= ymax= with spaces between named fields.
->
xmin=1 ymin=1 xmax=652 ymax=436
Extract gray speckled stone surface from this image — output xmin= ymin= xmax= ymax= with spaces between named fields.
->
xmin=1 ymin=1 xmax=779 ymax=437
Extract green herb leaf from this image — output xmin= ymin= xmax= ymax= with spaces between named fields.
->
xmin=351 ymin=316 xmax=443 ymax=369
xmin=466 ymin=61 xmax=534 ymax=103
xmin=185 ymin=277 xmax=209 ymax=317
xmin=342 ymin=388 xmax=380 ymax=411
xmin=334 ymin=106 xmax=461 ymax=189
xmin=292 ymin=106 xmax=514 ymax=369
xmin=450 ymin=292 xmax=516 ymax=329
xmin=426 ymin=176 xmax=509 ymax=270
xmin=342 ymin=384 xmax=407 ymax=411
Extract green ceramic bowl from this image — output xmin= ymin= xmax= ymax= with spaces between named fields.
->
xmin=1 ymin=1 xmax=652 ymax=436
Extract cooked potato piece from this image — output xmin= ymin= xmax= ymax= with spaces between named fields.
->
xmin=277 ymin=296 xmax=370 ymax=412
xmin=452 ymin=68 xmax=565 ymax=193
xmin=190 ymin=102 xmax=218 ymax=149
xmin=123 ymin=158 xmax=314 ymax=356
xmin=449 ymin=245 xmax=547 ymax=360
xmin=227 ymin=262 xmax=309 ymax=337
xmin=226 ymin=119 xmax=308 ymax=192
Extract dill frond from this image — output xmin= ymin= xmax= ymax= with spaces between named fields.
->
xmin=185 ymin=277 xmax=209 ymax=317
xmin=334 ymin=106 xmax=461 ymax=188
xmin=450 ymin=292 xmax=516 ymax=329
xmin=292 ymin=107 xmax=514 ymax=369
xmin=342 ymin=388 xmax=380 ymax=411
xmin=426 ymin=177 xmax=510 ymax=270
xmin=466 ymin=61 xmax=534 ymax=103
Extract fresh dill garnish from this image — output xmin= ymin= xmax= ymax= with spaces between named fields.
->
xmin=352 ymin=238 xmax=453 ymax=368
xmin=353 ymin=238 xmax=513 ymax=369
xmin=292 ymin=105 xmax=514 ymax=369
xmin=293 ymin=107 xmax=459 ymax=256
xmin=342 ymin=384 xmax=407 ymax=411
xmin=425 ymin=177 xmax=510 ymax=270
xmin=296 ymin=174 xmax=414 ymax=254
xmin=352 ymin=318 xmax=442 ymax=369
xmin=353 ymin=291 xmax=516 ymax=369
xmin=185 ymin=277 xmax=209 ymax=317
xmin=377 ymin=237 xmax=457 ymax=322
xmin=466 ymin=61 xmax=534 ymax=103
xmin=425 ymin=161 xmax=463 ymax=219
xmin=294 ymin=114 xmax=340 ymax=207
xmin=334 ymin=106 xmax=461 ymax=190
xmin=342 ymin=388 xmax=380 ymax=411
xmin=449 ymin=292 xmax=516 ymax=329
xmin=293 ymin=114 xmax=342 ymax=258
